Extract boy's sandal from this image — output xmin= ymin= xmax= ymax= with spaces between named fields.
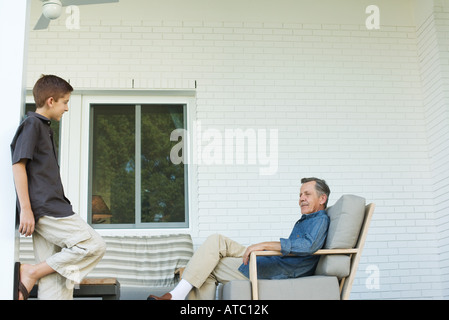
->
xmin=14 ymin=262 xmax=30 ymax=300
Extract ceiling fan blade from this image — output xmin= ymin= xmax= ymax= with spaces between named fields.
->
xmin=33 ymin=14 xmax=51 ymax=30
xmin=61 ymin=0 xmax=119 ymax=6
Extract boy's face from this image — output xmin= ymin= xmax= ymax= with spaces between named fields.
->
xmin=47 ymin=93 xmax=70 ymax=121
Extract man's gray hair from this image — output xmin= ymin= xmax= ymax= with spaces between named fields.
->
xmin=301 ymin=177 xmax=331 ymax=208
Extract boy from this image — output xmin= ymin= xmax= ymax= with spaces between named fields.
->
xmin=11 ymin=75 xmax=106 ymax=300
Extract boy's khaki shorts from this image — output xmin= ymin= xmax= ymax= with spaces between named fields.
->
xmin=32 ymin=213 xmax=106 ymax=300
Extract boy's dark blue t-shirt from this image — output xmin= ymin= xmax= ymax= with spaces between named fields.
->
xmin=10 ymin=112 xmax=74 ymax=221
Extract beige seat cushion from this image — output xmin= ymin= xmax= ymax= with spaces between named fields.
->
xmin=222 ymin=276 xmax=340 ymax=300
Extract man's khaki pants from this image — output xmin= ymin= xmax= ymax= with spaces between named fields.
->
xmin=32 ymin=214 xmax=106 ymax=300
xmin=182 ymin=234 xmax=249 ymax=300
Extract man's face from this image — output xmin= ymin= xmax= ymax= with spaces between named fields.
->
xmin=299 ymin=181 xmax=327 ymax=214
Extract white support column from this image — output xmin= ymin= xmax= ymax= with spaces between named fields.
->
xmin=0 ymin=0 xmax=31 ymax=299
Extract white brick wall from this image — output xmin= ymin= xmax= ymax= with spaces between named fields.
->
xmin=25 ymin=1 xmax=449 ymax=299
xmin=418 ymin=0 xmax=449 ymax=298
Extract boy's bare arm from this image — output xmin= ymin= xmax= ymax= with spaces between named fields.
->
xmin=12 ymin=159 xmax=35 ymax=236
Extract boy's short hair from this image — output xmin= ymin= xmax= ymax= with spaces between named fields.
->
xmin=33 ymin=74 xmax=73 ymax=108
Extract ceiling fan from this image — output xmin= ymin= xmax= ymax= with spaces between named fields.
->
xmin=34 ymin=0 xmax=119 ymax=30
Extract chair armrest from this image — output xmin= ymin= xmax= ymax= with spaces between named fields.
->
xmin=250 ymin=250 xmax=282 ymax=257
xmin=250 ymin=248 xmax=357 ymax=258
xmin=314 ymin=249 xmax=358 ymax=255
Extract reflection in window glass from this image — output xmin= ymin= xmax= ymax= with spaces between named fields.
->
xmin=90 ymin=104 xmax=187 ymax=228
xmin=91 ymin=105 xmax=135 ymax=224
xmin=141 ymin=105 xmax=185 ymax=223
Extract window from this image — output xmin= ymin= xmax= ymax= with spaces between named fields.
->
xmin=89 ymin=104 xmax=188 ymax=229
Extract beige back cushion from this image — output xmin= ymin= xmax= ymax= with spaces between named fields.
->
xmin=324 ymin=194 xmax=366 ymax=249
xmin=315 ymin=195 xmax=366 ymax=278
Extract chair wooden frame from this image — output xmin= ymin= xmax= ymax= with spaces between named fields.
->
xmin=249 ymin=203 xmax=375 ymax=300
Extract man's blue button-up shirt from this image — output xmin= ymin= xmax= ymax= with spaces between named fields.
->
xmin=238 ymin=210 xmax=330 ymax=279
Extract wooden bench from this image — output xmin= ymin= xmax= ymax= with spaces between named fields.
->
xmin=30 ymin=278 xmax=120 ymax=300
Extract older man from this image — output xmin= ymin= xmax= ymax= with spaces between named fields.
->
xmin=148 ymin=177 xmax=330 ymax=300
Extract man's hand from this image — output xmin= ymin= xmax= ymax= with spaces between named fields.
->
xmin=19 ymin=208 xmax=35 ymax=237
xmin=242 ymin=243 xmax=263 ymax=265
xmin=242 ymin=241 xmax=282 ymax=265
